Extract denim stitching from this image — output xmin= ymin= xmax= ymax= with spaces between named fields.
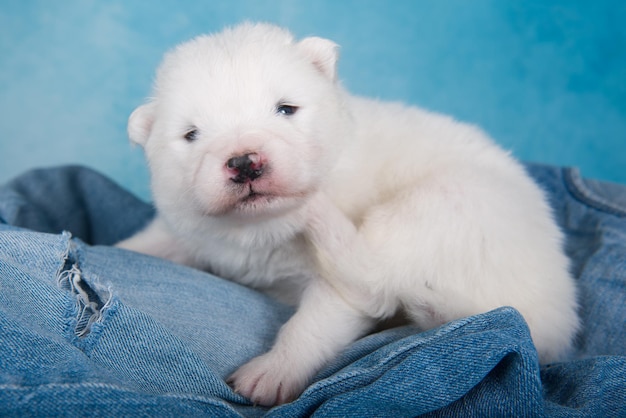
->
xmin=563 ymin=168 xmax=626 ymax=217
xmin=0 ymin=383 xmax=241 ymax=416
xmin=301 ymin=315 xmax=476 ymax=399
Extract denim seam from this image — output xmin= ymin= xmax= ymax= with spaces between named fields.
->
xmin=563 ymin=167 xmax=626 ymax=217
xmin=301 ymin=341 xmax=538 ymax=416
xmin=0 ymin=383 xmax=241 ymax=416
xmin=301 ymin=316 xmax=476 ymax=400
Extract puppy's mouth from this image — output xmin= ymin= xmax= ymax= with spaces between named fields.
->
xmin=234 ymin=184 xmax=277 ymax=208
xmin=240 ymin=185 xmax=272 ymax=203
xmin=226 ymin=183 xmax=307 ymax=218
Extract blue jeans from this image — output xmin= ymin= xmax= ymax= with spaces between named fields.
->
xmin=1 ymin=164 xmax=625 ymax=417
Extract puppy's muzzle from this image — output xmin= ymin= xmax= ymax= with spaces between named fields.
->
xmin=227 ymin=153 xmax=264 ymax=183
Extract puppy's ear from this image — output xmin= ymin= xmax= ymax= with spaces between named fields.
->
xmin=297 ymin=37 xmax=339 ymax=82
xmin=128 ymin=102 xmax=156 ymax=147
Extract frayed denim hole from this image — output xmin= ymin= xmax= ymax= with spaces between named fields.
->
xmin=56 ymin=237 xmax=112 ymax=338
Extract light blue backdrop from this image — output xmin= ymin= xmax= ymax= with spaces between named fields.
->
xmin=1 ymin=1 xmax=624 ymax=200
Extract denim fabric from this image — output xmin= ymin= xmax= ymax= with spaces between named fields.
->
xmin=0 ymin=164 xmax=625 ymax=417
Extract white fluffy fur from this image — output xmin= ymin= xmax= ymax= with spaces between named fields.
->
xmin=117 ymin=23 xmax=579 ymax=406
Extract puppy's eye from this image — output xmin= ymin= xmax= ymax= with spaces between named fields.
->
xmin=276 ymin=103 xmax=299 ymax=116
xmin=184 ymin=128 xmax=198 ymax=142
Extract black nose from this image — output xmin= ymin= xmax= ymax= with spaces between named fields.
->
xmin=226 ymin=153 xmax=264 ymax=183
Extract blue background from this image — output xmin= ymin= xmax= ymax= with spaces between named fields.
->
xmin=1 ymin=0 xmax=624 ymax=200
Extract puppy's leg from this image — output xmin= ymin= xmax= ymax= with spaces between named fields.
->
xmin=116 ymin=217 xmax=193 ymax=265
xmin=309 ymin=179 xmax=577 ymax=363
xmin=305 ymin=193 xmax=393 ymax=318
xmin=228 ymin=278 xmax=374 ymax=406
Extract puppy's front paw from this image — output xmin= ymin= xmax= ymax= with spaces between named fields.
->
xmin=228 ymin=352 xmax=308 ymax=406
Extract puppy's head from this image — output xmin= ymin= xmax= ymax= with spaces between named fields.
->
xmin=130 ymin=23 xmax=350 ymax=225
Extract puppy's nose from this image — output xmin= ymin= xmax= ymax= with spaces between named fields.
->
xmin=226 ymin=153 xmax=264 ymax=183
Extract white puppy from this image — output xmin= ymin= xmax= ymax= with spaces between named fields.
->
xmin=117 ymin=23 xmax=579 ymax=405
